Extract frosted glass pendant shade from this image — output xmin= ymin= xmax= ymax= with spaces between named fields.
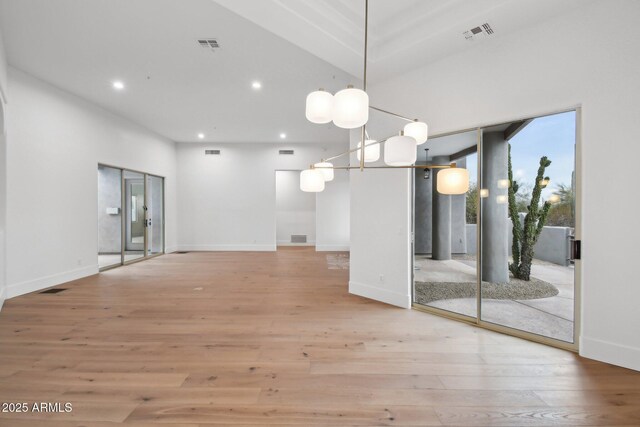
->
xmin=437 ymin=168 xmax=470 ymax=195
xmin=332 ymin=87 xmax=369 ymax=129
xmin=300 ymin=169 xmax=325 ymax=192
xmin=384 ymin=135 xmax=417 ymax=166
xmin=357 ymin=140 xmax=380 ymax=162
xmin=305 ymin=90 xmax=334 ymax=124
xmin=314 ymin=162 xmax=334 ymax=182
xmin=404 ymin=121 xmax=429 ymax=145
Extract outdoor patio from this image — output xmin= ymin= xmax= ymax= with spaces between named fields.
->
xmin=414 ymin=255 xmax=575 ymax=342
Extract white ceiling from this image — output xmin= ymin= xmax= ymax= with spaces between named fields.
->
xmin=212 ymin=0 xmax=586 ymax=82
xmin=0 ymin=0 xmax=354 ymax=143
xmin=0 ymin=0 xmax=586 ymax=144
xmin=417 ymin=130 xmax=477 ymax=161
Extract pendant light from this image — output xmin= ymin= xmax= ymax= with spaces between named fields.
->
xmin=437 ymin=167 xmax=470 ymax=195
xmin=384 ymin=132 xmax=417 ymax=166
xmin=305 ymin=89 xmax=334 ymax=124
xmin=404 ymin=121 xmax=429 ymax=145
xmin=314 ymin=162 xmax=334 ymax=182
xmin=332 ymin=85 xmax=369 ymax=129
xmin=300 ymin=169 xmax=325 ymax=192
xmin=357 ymin=140 xmax=380 ymax=162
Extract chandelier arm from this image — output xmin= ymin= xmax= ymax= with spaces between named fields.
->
xmin=321 ymin=139 xmax=386 ymax=163
xmin=369 ymin=105 xmax=418 ymax=122
xmin=359 ymin=0 xmax=369 ymax=171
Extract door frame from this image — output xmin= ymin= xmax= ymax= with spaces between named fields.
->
xmin=98 ymin=163 xmax=165 ymax=271
xmin=411 ymin=106 xmax=582 ymax=352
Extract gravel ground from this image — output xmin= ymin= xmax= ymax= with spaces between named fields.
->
xmin=414 ymin=276 xmax=559 ymax=304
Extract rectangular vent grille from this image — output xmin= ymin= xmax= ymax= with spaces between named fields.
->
xmin=291 ymin=235 xmax=307 ymax=243
xmin=279 ymin=150 xmax=294 ymax=155
xmin=198 ymin=39 xmax=220 ymax=51
xmin=205 ymin=149 xmax=221 ymax=155
xmin=464 ymin=23 xmax=494 ymax=40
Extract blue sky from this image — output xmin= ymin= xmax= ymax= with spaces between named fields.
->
xmin=466 ymin=111 xmax=576 ymax=200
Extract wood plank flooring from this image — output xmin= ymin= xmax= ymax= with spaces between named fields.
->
xmin=0 ymin=247 xmax=639 ymax=426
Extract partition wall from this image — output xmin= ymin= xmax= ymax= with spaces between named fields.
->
xmin=97 ymin=165 xmax=164 ymax=270
xmin=413 ymin=109 xmax=580 ymax=350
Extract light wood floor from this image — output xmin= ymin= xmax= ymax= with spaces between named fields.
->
xmin=1 ymin=248 xmax=639 ymax=426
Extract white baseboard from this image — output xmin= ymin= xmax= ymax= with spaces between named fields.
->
xmin=176 ymin=244 xmax=276 ymax=252
xmin=7 ymin=265 xmax=99 ymax=299
xmin=316 ymin=245 xmax=350 ymax=252
xmin=0 ymin=286 xmax=5 ymax=311
xmin=580 ymin=336 xmax=640 ymax=372
xmin=349 ymin=281 xmax=411 ymax=309
xmin=165 ymin=246 xmax=179 ymax=254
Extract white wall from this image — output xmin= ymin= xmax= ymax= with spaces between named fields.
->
xmin=349 ymin=129 xmax=412 ymax=308
xmin=355 ymin=0 xmax=640 ymax=370
xmin=0 ymin=23 xmax=7 ymax=308
xmin=5 ymin=67 xmax=177 ymax=298
xmin=0 ymin=23 xmax=7 ymax=104
xmin=316 ymin=170 xmax=350 ymax=251
xmin=276 ymin=170 xmax=316 ymax=245
xmin=176 ymin=143 xmax=349 ymax=251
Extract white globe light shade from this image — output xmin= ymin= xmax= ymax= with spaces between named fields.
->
xmin=403 ymin=121 xmax=429 ymax=145
xmin=384 ymin=135 xmax=417 ymax=166
xmin=437 ymin=168 xmax=470 ymax=195
xmin=300 ymin=169 xmax=325 ymax=192
xmin=314 ymin=162 xmax=334 ymax=182
xmin=357 ymin=140 xmax=380 ymax=163
xmin=305 ymin=90 xmax=334 ymax=124
xmin=332 ymin=87 xmax=369 ymax=129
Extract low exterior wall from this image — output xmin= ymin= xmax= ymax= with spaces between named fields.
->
xmin=465 ymin=224 xmax=572 ymax=266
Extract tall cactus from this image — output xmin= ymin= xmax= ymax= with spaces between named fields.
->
xmin=507 ymin=144 xmax=552 ymax=281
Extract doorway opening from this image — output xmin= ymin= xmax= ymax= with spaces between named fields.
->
xmin=275 ymin=170 xmax=316 ymax=249
xmin=413 ymin=109 xmax=580 ymax=350
xmin=98 ymin=165 xmax=164 ymax=270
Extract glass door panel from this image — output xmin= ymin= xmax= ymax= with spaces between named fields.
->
xmin=98 ymin=165 xmax=122 ymax=269
xmin=124 ymin=170 xmax=145 ymax=263
xmin=146 ymin=174 xmax=164 ymax=256
xmin=479 ymin=111 xmax=576 ymax=343
xmin=413 ymin=130 xmax=479 ymax=319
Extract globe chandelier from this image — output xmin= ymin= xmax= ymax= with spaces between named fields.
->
xmin=300 ymin=0 xmax=469 ymax=196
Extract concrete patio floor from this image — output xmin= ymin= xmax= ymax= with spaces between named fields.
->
xmin=414 ymin=256 xmax=575 ymax=343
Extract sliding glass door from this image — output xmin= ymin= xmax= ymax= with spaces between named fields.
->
xmin=479 ymin=111 xmax=577 ymax=344
xmin=146 ymin=174 xmax=164 ymax=256
xmin=98 ymin=165 xmax=123 ymax=269
xmin=98 ymin=165 xmax=165 ymax=270
xmin=124 ymin=170 xmax=145 ymax=263
xmin=413 ymin=109 xmax=579 ymax=349
xmin=413 ymin=130 xmax=479 ymax=320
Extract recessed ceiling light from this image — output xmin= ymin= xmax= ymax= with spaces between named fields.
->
xmin=280 ymin=133 xmax=287 ymax=139
xmin=197 ymin=133 xmax=205 ymax=139
xmin=112 ymin=80 xmax=125 ymax=90
xmin=252 ymin=81 xmax=262 ymax=89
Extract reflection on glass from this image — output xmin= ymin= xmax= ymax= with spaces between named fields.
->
xmin=480 ymin=111 xmax=576 ymax=343
xmin=414 ymin=131 xmax=478 ymax=319
xmin=98 ymin=165 xmax=122 ymax=269
xmin=124 ymin=170 xmax=145 ymax=262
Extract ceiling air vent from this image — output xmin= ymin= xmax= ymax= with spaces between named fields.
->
xmin=463 ymin=23 xmax=494 ymax=41
xmin=198 ymin=39 xmax=220 ymax=52
xmin=205 ymin=149 xmax=221 ymax=155
xmin=279 ymin=150 xmax=294 ymax=155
